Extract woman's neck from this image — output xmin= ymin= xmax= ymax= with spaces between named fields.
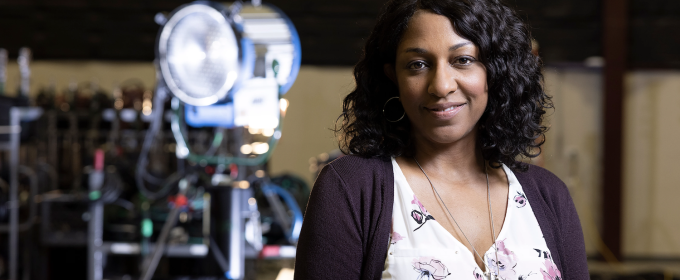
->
xmin=409 ymin=128 xmax=485 ymax=181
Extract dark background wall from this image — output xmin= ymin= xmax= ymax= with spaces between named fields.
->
xmin=0 ymin=0 xmax=678 ymax=68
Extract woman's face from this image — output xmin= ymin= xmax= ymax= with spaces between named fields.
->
xmin=388 ymin=9 xmax=488 ymax=146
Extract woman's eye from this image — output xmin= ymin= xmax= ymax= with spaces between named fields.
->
xmin=408 ymin=61 xmax=426 ymax=70
xmin=455 ymin=57 xmax=474 ymax=65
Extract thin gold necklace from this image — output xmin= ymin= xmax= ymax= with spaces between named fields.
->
xmin=413 ymin=157 xmax=500 ymax=280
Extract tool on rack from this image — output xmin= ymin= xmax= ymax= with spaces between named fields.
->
xmin=17 ymin=47 xmax=30 ymax=98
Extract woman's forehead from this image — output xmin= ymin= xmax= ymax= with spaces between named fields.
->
xmin=398 ymin=10 xmax=473 ymax=54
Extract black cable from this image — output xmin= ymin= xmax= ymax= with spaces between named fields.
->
xmin=139 ymin=180 xmax=188 ymax=280
xmin=0 ymin=166 xmax=37 ymax=232
xmin=209 ymin=236 xmax=230 ymax=274
xmin=140 ymin=201 xmax=181 ymax=280
xmin=111 ymin=199 xmax=134 ymax=211
xmin=142 ymin=172 xmax=166 ymax=186
xmin=135 ymin=85 xmax=175 ymax=200
xmin=203 ymin=127 xmax=225 ymax=157
xmin=100 ymin=169 xmax=123 ymax=203
xmin=140 ymin=172 xmax=183 ymax=201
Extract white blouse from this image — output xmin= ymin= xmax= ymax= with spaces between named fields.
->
xmin=382 ymin=158 xmax=563 ymax=280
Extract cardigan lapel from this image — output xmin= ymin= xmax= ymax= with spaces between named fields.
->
xmin=515 ymin=166 xmax=566 ymax=279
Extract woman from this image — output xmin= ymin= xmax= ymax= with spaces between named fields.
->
xmin=295 ymin=0 xmax=588 ymax=279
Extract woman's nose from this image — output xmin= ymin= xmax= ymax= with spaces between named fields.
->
xmin=427 ymin=64 xmax=457 ymax=98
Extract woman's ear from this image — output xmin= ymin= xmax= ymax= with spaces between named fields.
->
xmin=383 ymin=64 xmax=397 ymax=84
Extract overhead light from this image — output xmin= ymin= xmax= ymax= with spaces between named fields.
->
xmin=251 ymin=142 xmax=269 ymax=155
xmin=240 ymin=144 xmax=253 ymax=154
xmin=261 ymin=128 xmax=274 ymax=137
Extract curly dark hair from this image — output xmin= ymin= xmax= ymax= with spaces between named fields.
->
xmin=335 ymin=0 xmax=551 ymax=171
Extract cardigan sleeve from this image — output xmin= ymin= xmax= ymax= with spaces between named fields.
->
xmin=294 ymin=164 xmax=364 ymax=279
xmin=552 ymin=177 xmax=590 ymax=279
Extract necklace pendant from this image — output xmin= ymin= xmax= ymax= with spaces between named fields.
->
xmin=483 ymin=272 xmax=496 ymax=280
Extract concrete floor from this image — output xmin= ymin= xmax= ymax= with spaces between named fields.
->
xmin=588 ymin=260 xmax=680 ymax=280
xmin=252 ymin=259 xmax=295 ymax=280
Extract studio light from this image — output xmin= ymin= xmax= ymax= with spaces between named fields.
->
xmin=156 ymin=1 xmax=300 ymax=108
xmin=148 ymin=0 xmax=301 ymax=166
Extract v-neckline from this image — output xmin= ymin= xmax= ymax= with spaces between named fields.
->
xmin=391 ymin=158 xmax=514 ymax=274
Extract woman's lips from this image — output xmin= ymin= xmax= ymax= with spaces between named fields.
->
xmin=424 ymin=103 xmax=466 ymax=119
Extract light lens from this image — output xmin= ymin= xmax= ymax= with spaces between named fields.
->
xmin=161 ymin=5 xmax=240 ymax=106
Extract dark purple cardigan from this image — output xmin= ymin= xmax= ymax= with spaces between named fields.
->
xmin=294 ymin=155 xmax=589 ymax=279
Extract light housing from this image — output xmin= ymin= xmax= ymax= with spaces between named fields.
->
xmin=156 ymin=1 xmax=301 ymax=109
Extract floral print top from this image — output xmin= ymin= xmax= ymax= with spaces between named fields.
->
xmin=382 ymin=158 xmax=562 ymax=280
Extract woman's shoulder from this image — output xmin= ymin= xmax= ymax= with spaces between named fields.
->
xmin=314 ymin=154 xmax=393 ymax=193
xmin=513 ymin=164 xmax=570 ymax=205
xmin=308 ymin=155 xmax=395 ymax=223
xmin=324 ymin=155 xmax=392 ymax=179
xmin=514 ymin=164 xmax=564 ymax=186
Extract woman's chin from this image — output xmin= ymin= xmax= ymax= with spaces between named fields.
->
xmin=419 ymin=128 xmax=476 ymax=146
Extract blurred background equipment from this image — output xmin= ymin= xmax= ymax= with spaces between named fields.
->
xmin=132 ymin=1 xmax=302 ymax=280
xmin=0 ymin=1 xmax=307 ymax=280
xmin=0 ymin=0 xmax=680 ymax=279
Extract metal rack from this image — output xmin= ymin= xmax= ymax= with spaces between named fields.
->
xmin=0 ymin=107 xmax=42 ymax=280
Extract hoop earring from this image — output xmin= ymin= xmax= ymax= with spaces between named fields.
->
xmin=383 ymin=96 xmax=405 ymax=122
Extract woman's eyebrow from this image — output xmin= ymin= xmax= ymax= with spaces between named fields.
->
xmin=450 ymin=42 xmax=472 ymax=51
xmin=404 ymin=42 xmax=472 ymax=54
xmin=404 ymin=47 xmax=427 ymax=54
